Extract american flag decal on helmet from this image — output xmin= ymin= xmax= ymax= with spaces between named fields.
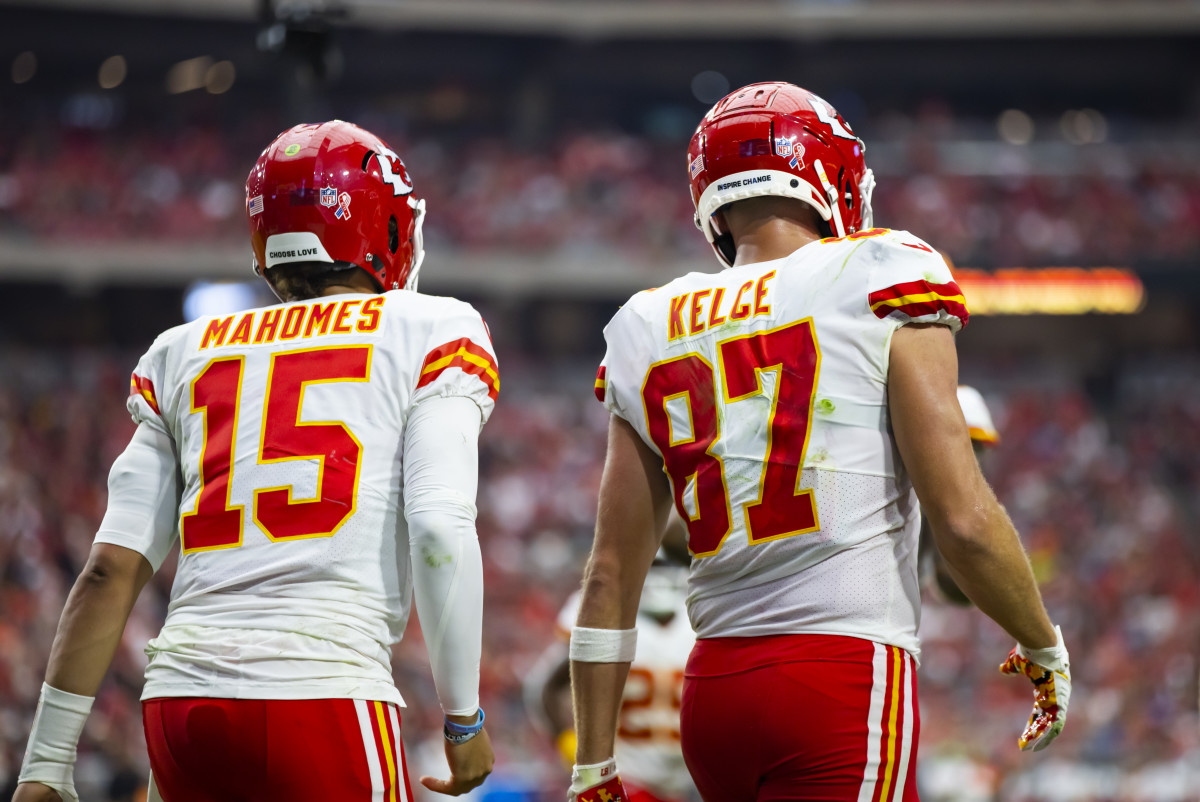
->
xmin=248 ymin=195 xmax=264 ymax=216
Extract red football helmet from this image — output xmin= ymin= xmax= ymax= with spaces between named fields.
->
xmin=246 ymin=120 xmax=426 ymax=291
xmin=687 ymin=82 xmax=875 ymax=267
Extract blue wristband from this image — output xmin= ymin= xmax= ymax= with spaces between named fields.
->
xmin=443 ymin=708 xmax=485 ymax=744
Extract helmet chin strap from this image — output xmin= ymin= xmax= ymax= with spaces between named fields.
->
xmin=859 ymin=169 xmax=876 ymax=229
xmin=812 ymin=159 xmax=847 ymax=238
xmin=402 ymin=197 xmax=427 ymax=291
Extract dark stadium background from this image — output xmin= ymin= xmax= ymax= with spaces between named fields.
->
xmin=1 ymin=2 xmax=1198 ymax=800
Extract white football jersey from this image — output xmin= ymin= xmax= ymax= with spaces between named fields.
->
xmin=101 ymin=290 xmax=498 ymax=705
xmin=558 ymin=589 xmax=696 ymax=799
xmin=595 ymin=229 xmax=968 ymax=656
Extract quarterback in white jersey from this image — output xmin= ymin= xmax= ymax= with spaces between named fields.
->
xmin=15 ymin=122 xmax=494 ymax=802
xmin=568 ymin=83 xmax=1073 ymax=802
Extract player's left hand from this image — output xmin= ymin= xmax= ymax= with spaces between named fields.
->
xmin=999 ymin=624 xmax=1071 ymax=752
xmin=568 ymin=758 xmax=628 ymax=802
xmin=12 ymin=781 xmax=66 ymax=802
xmin=421 ymin=728 xmax=494 ymax=796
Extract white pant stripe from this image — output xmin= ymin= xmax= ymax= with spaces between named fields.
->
xmin=890 ymin=653 xmax=915 ymax=801
xmin=857 ymin=642 xmax=888 ymax=802
xmin=354 ymin=699 xmax=386 ymax=802
xmin=387 ymin=704 xmax=408 ymax=802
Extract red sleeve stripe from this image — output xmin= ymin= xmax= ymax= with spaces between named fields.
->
xmin=594 ymin=365 xmax=607 ymax=403
xmin=129 ymin=372 xmax=161 ymax=416
xmin=869 ymin=279 xmax=969 ymax=327
xmin=417 ymin=338 xmax=499 ymax=402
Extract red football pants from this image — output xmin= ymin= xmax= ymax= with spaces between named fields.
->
xmin=143 ymin=697 xmax=413 ymax=802
xmin=680 ymin=635 xmax=919 ymax=802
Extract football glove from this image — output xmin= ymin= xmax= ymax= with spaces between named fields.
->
xmin=999 ymin=624 xmax=1071 ymax=752
xmin=569 ymin=757 xmax=628 ymax=802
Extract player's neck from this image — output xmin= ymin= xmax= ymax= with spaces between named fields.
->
xmin=725 ymin=199 xmax=824 ymax=267
xmin=730 ymin=218 xmax=821 ymax=267
xmin=319 ymin=276 xmax=381 ymax=297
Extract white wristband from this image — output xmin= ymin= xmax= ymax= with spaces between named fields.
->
xmin=18 ymin=683 xmax=93 ymax=802
xmin=569 ymin=627 xmax=637 ymax=663
xmin=1019 ymin=624 xmax=1070 ymax=675
xmin=570 ymin=757 xmax=619 ymax=794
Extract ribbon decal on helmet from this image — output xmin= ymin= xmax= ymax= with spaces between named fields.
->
xmin=335 ymin=192 xmax=352 ymax=220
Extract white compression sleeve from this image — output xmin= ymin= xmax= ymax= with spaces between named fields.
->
xmin=404 ymin=395 xmax=485 ymax=716
xmin=93 ymin=422 xmax=180 ymax=571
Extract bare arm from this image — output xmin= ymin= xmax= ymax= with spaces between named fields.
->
xmin=44 ymin=544 xmax=154 ymax=696
xmin=13 ymin=543 xmax=153 ymax=802
xmin=888 ymin=324 xmax=1056 ymax=649
xmin=571 ymin=415 xmax=672 ymax=766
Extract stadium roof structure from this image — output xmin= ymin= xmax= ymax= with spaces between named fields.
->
xmin=5 ymin=0 xmax=1200 ymax=39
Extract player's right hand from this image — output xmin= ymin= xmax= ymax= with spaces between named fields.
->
xmin=568 ymin=757 xmax=628 ymax=802
xmin=999 ymin=625 xmax=1071 ymax=752
xmin=420 ymin=727 xmax=494 ymax=796
xmin=12 ymin=782 xmax=66 ymax=802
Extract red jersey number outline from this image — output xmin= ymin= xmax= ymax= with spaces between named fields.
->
xmin=641 ymin=319 xmax=822 ymax=558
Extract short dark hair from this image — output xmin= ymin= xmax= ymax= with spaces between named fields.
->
xmin=264 ymin=261 xmax=374 ymax=302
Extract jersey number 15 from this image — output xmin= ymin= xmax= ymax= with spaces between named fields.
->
xmin=181 ymin=345 xmax=371 ymax=553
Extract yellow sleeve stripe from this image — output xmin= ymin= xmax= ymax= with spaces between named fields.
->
xmin=420 ymin=347 xmax=499 ymax=387
xmin=869 ymin=291 xmax=967 ymax=313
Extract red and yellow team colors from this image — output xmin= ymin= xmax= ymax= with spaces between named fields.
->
xmin=595 ymin=228 xmax=967 ymax=801
xmin=144 ymin=698 xmax=412 ymax=802
xmin=108 ymin=290 xmax=498 ymax=800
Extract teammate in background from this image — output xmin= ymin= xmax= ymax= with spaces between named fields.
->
xmin=920 ymin=386 xmax=1001 ymax=605
xmin=14 ymin=121 xmax=495 ymax=802
xmin=527 ymin=553 xmax=698 ymax=802
xmin=569 ymin=83 xmax=1072 ymax=801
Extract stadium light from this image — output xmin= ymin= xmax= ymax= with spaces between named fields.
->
xmin=12 ymin=51 xmax=36 ymax=84
xmin=167 ymin=56 xmax=212 ymax=94
xmin=206 ymin=60 xmax=236 ymax=94
xmin=997 ymin=109 xmax=1034 ymax=145
xmin=98 ymin=55 xmax=127 ymax=90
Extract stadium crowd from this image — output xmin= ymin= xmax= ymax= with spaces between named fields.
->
xmin=0 ymin=344 xmax=1196 ymax=801
xmin=1 ymin=120 xmax=1198 ymax=270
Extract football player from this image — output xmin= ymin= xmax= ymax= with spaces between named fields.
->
xmin=528 ymin=553 xmax=698 ymax=802
xmin=14 ymin=122 xmax=495 ymax=802
xmin=569 ymin=83 xmax=1072 ymax=802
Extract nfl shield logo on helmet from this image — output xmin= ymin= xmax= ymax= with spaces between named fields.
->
xmin=320 ymin=186 xmax=338 ymax=208
xmin=774 ymin=137 xmax=793 ymax=157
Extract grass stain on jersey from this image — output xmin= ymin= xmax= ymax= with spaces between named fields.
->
xmin=816 ymin=398 xmax=836 ymax=415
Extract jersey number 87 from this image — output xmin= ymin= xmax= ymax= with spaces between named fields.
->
xmin=641 ymin=319 xmax=820 ymax=558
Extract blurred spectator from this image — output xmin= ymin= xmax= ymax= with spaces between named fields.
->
xmin=2 ymin=118 xmax=1198 ymax=270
